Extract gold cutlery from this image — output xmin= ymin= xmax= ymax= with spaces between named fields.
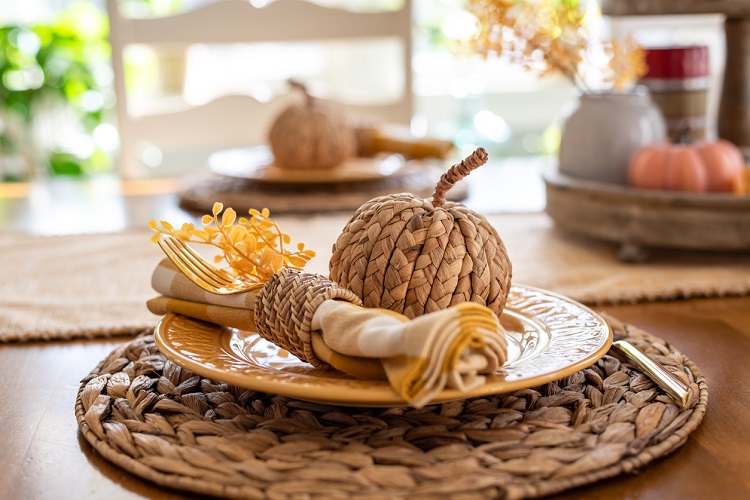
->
xmin=611 ymin=337 xmax=693 ymax=409
xmin=157 ymin=237 xmax=263 ymax=294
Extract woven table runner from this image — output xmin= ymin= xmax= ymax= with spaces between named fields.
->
xmin=76 ymin=315 xmax=707 ymax=499
xmin=500 ymin=214 xmax=750 ymax=304
xmin=0 ymin=231 xmax=162 ymax=343
xmin=4 ymin=212 xmax=750 ymax=343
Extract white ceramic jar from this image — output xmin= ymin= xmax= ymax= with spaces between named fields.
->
xmin=558 ymin=89 xmax=666 ymax=185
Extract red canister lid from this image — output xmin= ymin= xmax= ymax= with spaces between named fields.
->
xmin=644 ymin=46 xmax=709 ymax=79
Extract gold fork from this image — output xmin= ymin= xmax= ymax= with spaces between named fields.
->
xmin=157 ymin=236 xmax=263 ymax=294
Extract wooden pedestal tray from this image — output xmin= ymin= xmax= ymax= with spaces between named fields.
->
xmin=544 ymin=169 xmax=750 ymax=260
xmin=76 ymin=315 xmax=706 ymax=499
xmin=601 ymin=0 xmax=750 ymax=158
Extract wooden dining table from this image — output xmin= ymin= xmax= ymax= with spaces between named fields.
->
xmin=1 ymin=167 xmax=749 ymax=499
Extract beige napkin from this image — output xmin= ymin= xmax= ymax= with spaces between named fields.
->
xmin=148 ymin=260 xmax=508 ymax=406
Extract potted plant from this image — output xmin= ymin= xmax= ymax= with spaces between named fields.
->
xmin=0 ymin=2 xmax=111 ymax=180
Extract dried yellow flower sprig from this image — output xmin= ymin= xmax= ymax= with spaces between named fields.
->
xmin=149 ymin=202 xmax=315 ymax=285
xmin=467 ymin=0 xmax=647 ymax=91
xmin=469 ymin=0 xmax=586 ymax=86
xmin=604 ymin=37 xmax=648 ymax=91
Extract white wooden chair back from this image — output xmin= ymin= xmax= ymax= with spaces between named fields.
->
xmin=107 ymin=0 xmax=413 ymax=178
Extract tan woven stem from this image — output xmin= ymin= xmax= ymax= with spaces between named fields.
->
xmin=253 ymin=268 xmax=362 ymax=368
xmin=432 ymin=147 xmax=488 ymax=207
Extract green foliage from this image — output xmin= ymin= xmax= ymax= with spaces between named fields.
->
xmin=0 ymin=1 xmax=111 ymax=179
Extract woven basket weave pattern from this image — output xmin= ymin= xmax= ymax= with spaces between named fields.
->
xmin=77 ymin=317 xmax=707 ymax=499
xmin=254 ymin=268 xmax=362 ymax=369
xmin=330 ymin=195 xmax=512 ymax=320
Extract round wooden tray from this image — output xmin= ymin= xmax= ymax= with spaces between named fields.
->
xmin=544 ymin=169 xmax=750 ymax=254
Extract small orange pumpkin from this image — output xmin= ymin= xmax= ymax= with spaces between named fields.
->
xmin=628 ymin=139 xmax=746 ymax=193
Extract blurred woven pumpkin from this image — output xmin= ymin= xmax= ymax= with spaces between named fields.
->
xmin=268 ymin=80 xmax=356 ymax=170
xmin=329 ymin=147 xmax=512 ymax=319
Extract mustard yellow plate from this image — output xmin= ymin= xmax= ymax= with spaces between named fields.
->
xmin=208 ymin=146 xmax=405 ymax=184
xmin=154 ymin=285 xmax=612 ymax=406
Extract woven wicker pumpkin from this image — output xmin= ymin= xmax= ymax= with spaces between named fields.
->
xmin=268 ymin=81 xmax=356 ymax=170
xmin=330 ymin=147 xmax=512 ymax=319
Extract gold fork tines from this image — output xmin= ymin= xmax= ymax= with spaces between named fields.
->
xmin=157 ymin=236 xmax=263 ymax=294
xmin=162 ymin=237 xmax=234 ymax=286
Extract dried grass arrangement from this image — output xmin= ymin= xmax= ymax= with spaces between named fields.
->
xmin=467 ymin=0 xmax=647 ymax=91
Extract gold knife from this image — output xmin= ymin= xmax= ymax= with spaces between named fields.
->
xmin=611 ymin=339 xmax=693 ymax=409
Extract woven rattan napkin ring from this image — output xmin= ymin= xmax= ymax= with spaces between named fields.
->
xmin=254 ymin=268 xmax=362 ymax=369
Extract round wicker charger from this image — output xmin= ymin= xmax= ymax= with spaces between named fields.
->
xmin=177 ymin=168 xmax=467 ymax=215
xmin=76 ymin=315 xmax=707 ymax=499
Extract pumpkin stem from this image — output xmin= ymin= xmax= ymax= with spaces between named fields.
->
xmin=431 ymin=147 xmax=488 ymax=207
xmin=289 ymin=79 xmax=315 ymax=107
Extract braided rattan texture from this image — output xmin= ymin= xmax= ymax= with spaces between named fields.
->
xmin=330 ymin=195 xmax=512 ymax=320
xmin=254 ymin=268 xmax=362 ymax=369
xmin=76 ymin=315 xmax=707 ymax=499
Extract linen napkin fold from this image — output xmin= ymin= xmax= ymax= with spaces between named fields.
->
xmin=312 ymin=299 xmax=507 ymax=406
xmin=148 ymin=259 xmax=508 ymax=406
xmin=148 ymin=259 xmax=259 ymax=331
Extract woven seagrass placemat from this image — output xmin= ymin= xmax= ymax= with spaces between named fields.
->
xmin=76 ymin=314 xmax=707 ymax=499
xmin=177 ymin=169 xmax=467 ymax=215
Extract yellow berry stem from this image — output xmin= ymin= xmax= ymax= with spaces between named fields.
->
xmin=213 ymin=213 xmax=272 ymax=281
